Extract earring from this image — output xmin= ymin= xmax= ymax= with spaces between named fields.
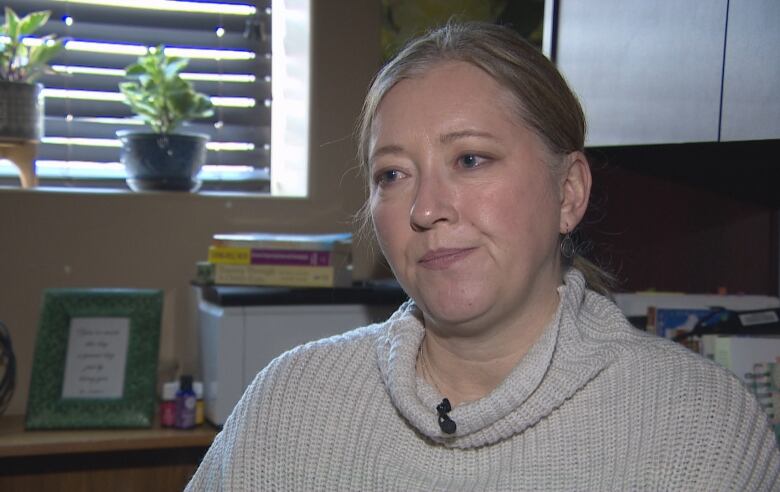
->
xmin=560 ymin=228 xmax=575 ymax=259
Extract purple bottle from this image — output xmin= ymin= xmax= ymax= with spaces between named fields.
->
xmin=175 ymin=375 xmax=197 ymax=429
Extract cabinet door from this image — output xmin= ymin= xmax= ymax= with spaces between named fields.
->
xmin=720 ymin=0 xmax=780 ymax=141
xmin=554 ymin=0 xmax=727 ymax=146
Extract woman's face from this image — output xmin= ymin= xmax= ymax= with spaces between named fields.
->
xmin=369 ymin=61 xmax=569 ymax=337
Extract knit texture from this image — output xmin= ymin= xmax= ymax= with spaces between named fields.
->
xmin=187 ymin=269 xmax=780 ymax=491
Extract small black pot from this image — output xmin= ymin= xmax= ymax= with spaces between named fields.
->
xmin=0 ymin=81 xmax=44 ymax=142
xmin=117 ymin=130 xmax=209 ymax=192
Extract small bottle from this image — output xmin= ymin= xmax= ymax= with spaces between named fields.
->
xmin=193 ymin=381 xmax=205 ymax=426
xmin=175 ymin=375 xmax=197 ymax=429
xmin=159 ymin=381 xmax=178 ymax=427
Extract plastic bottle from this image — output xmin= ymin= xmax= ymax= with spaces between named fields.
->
xmin=193 ymin=381 xmax=205 ymax=426
xmin=159 ymin=381 xmax=177 ymax=427
xmin=175 ymin=375 xmax=197 ymax=429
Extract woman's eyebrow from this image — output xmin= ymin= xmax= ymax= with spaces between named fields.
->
xmin=370 ymin=144 xmax=405 ymax=163
xmin=370 ymin=130 xmax=497 ymax=162
xmin=439 ymin=130 xmax=497 ymax=144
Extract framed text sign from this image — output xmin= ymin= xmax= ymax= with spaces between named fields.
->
xmin=26 ymin=288 xmax=163 ymax=429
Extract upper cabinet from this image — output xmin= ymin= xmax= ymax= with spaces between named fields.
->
xmin=549 ymin=0 xmax=779 ymax=146
xmin=720 ymin=0 xmax=780 ymax=142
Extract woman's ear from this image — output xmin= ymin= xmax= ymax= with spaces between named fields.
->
xmin=559 ymin=151 xmax=592 ymax=233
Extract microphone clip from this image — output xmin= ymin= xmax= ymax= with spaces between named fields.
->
xmin=436 ymin=398 xmax=457 ymax=434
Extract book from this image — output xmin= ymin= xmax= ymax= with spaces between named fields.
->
xmin=207 ymin=246 xmax=350 ymax=267
xmin=622 ymin=293 xmax=780 ymax=334
xmin=614 ymin=292 xmax=780 ymax=319
xmin=650 ymin=307 xmax=720 ymax=353
xmin=212 ymin=232 xmax=353 ymax=251
xmin=745 ymin=360 xmax=780 ymax=441
xmin=656 ymin=306 xmax=780 ymax=354
xmin=197 ymin=262 xmax=352 ymax=288
xmin=700 ymin=334 xmax=718 ymax=360
xmin=716 ymin=338 xmax=780 ymax=443
xmin=713 ymin=336 xmax=780 ymax=385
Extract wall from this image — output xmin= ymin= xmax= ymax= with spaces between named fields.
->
xmin=0 ymin=0 xmax=383 ymax=416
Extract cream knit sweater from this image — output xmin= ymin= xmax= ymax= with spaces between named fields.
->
xmin=187 ymin=270 xmax=780 ymax=491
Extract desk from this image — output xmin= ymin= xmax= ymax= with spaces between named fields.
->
xmin=0 ymin=415 xmax=217 ymax=491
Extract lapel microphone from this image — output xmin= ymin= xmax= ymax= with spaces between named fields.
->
xmin=436 ymin=398 xmax=457 ymax=434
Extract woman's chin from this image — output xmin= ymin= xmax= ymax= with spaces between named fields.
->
xmin=415 ymin=297 xmax=495 ymax=336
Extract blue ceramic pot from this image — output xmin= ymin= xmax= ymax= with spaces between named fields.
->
xmin=117 ymin=130 xmax=209 ymax=192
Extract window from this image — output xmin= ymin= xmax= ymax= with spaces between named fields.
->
xmin=0 ymin=0 xmax=310 ymax=196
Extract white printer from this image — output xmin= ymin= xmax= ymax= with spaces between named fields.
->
xmin=197 ymin=283 xmax=405 ymax=426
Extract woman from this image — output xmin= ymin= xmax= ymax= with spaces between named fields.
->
xmin=188 ymin=23 xmax=779 ymax=490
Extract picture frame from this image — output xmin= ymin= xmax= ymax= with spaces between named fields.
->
xmin=26 ymin=288 xmax=163 ymax=429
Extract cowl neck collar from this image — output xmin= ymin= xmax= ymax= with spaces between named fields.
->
xmin=375 ymin=269 xmax=615 ymax=449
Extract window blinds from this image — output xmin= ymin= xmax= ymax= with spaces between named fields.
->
xmin=2 ymin=0 xmax=270 ymax=192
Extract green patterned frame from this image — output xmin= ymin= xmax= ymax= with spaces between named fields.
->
xmin=26 ymin=288 xmax=163 ymax=429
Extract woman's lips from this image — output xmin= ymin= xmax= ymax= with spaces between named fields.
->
xmin=418 ymin=248 xmax=476 ymax=270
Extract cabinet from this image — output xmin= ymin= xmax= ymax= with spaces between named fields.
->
xmin=551 ymin=0 xmax=779 ymax=146
xmin=720 ymin=0 xmax=780 ymax=141
xmin=0 ymin=415 xmax=216 ymax=491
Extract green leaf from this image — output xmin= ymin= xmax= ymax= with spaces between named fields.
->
xmin=1 ymin=9 xmax=65 ymax=82
xmin=191 ymin=95 xmax=215 ymax=118
xmin=140 ymin=58 xmax=158 ymax=77
xmin=119 ymin=81 xmax=141 ymax=95
xmin=29 ymin=39 xmax=65 ymax=66
xmin=163 ymin=58 xmax=188 ymax=80
xmin=167 ymin=91 xmax=192 ymax=114
xmin=5 ymin=7 xmax=20 ymax=41
xmin=117 ymin=42 xmax=212 ymax=129
xmin=124 ymin=63 xmax=146 ymax=76
xmin=18 ymin=11 xmax=50 ymax=36
xmin=168 ymin=81 xmax=189 ymax=96
xmin=125 ymin=98 xmax=160 ymax=119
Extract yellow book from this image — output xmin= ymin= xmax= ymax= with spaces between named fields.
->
xmin=207 ymin=245 xmax=347 ymax=267
xmin=208 ymin=246 xmax=251 ymax=265
xmin=206 ymin=263 xmax=351 ymax=288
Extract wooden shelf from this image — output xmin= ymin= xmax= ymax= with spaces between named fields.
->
xmin=0 ymin=415 xmax=217 ymax=458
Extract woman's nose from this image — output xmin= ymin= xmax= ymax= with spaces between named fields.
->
xmin=409 ymin=171 xmax=458 ymax=232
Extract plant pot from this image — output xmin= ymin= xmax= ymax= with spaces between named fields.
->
xmin=0 ymin=82 xmax=44 ymax=188
xmin=0 ymin=81 xmax=44 ymax=142
xmin=117 ymin=130 xmax=209 ymax=192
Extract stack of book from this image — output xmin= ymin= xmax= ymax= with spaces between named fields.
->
xmin=714 ymin=336 xmax=780 ymax=440
xmin=615 ymin=292 xmax=780 ymax=440
xmin=196 ymin=232 xmax=353 ymax=288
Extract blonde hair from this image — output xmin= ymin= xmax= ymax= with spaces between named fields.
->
xmin=356 ymin=22 xmax=614 ymax=295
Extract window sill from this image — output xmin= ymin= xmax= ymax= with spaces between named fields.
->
xmin=0 ymin=184 xmax=287 ymax=200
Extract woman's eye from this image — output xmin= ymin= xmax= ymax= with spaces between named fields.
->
xmin=374 ymin=169 xmax=404 ymax=186
xmin=458 ymin=154 xmax=486 ymax=169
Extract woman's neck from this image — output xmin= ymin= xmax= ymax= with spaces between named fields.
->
xmin=417 ymin=289 xmax=560 ymax=407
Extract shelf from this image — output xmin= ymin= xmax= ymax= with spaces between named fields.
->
xmin=0 ymin=415 xmax=217 ymax=458
xmin=197 ymin=281 xmax=406 ymax=307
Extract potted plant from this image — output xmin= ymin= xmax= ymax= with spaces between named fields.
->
xmin=118 ymin=46 xmax=214 ymax=192
xmin=0 ymin=8 xmax=65 ymax=188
